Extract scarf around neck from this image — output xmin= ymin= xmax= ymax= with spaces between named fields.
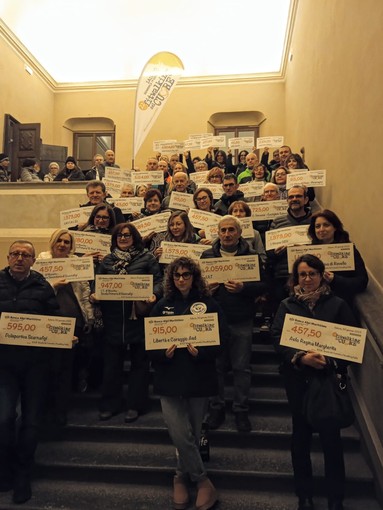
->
xmin=293 ymin=282 xmax=331 ymax=311
xmin=111 ymin=246 xmax=142 ymax=274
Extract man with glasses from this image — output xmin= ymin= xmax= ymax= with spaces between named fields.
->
xmin=267 ymin=185 xmax=312 ymax=302
xmin=213 ymin=174 xmax=245 ymax=216
xmin=0 ymin=240 xmax=60 ymax=504
xmin=201 ymin=216 xmax=267 ymax=432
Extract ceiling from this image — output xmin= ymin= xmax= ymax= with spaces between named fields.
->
xmin=0 ymin=0 xmax=293 ymax=85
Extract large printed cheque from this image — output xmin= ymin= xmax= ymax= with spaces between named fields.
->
xmin=145 ymin=313 xmax=220 ymax=350
xmin=95 ymin=275 xmax=153 ymax=300
xmin=199 ymin=255 xmax=260 ymax=282
xmin=287 ymin=243 xmax=355 ymax=273
xmin=248 ymin=200 xmax=288 ymax=220
xmin=238 ymin=181 xmax=264 ymax=198
xmin=0 ymin=313 xmax=75 ymax=349
xmin=107 ymin=197 xmax=144 ymax=213
xmin=280 ymin=314 xmax=366 ymax=363
xmin=188 ymin=209 xmax=219 ymax=229
xmin=265 ymin=225 xmax=310 ymax=250
xmin=60 ymin=206 xmax=93 ymax=229
xmin=132 ymin=212 xmax=171 ymax=236
xmin=286 ymin=169 xmax=326 ymax=188
xmin=33 ymin=257 xmax=94 ymax=282
xmin=131 ymin=171 xmax=164 ymax=186
xmin=159 ymin=242 xmax=208 ymax=263
xmin=73 ymin=231 xmax=111 ymax=255
xmin=256 ymin=136 xmax=284 ymax=149
xmin=169 ymin=192 xmax=195 ymax=211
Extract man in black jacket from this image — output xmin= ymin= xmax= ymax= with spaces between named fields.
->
xmin=201 ymin=216 xmax=267 ymax=432
xmin=0 ymin=240 xmax=60 ymax=504
xmin=213 ymin=174 xmax=245 ymax=216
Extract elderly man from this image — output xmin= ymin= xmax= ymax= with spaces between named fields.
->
xmin=0 ymin=240 xmax=60 ymax=504
xmin=214 ymin=174 xmax=245 ymax=216
xmin=161 ymin=171 xmax=193 ymax=210
xmin=237 ymin=153 xmax=259 ymax=184
xmin=201 ymin=216 xmax=267 ymax=432
xmin=104 ymin=149 xmax=120 ymax=168
xmin=262 ymin=182 xmax=280 ymax=201
xmin=84 ymin=154 xmax=105 ymax=180
xmin=146 ymin=157 xmax=159 ymax=171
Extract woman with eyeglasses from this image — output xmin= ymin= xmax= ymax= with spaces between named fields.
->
xmin=37 ymin=229 xmax=94 ymax=424
xmin=271 ymin=254 xmax=357 ymax=510
xmin=271 ymin=166 xmax=290 ymax=199
xmin=308 ymin=210 xmax=368 ymax=306
xmin=206 ymin=167 xmax=224 ymax=185
xmin=149 ymin=257 xmax=226 ymax=510
xmin=191 ymin=188 xmax=216 ymax=245
xmin=91 ymin=222 xmax=163 ymax=424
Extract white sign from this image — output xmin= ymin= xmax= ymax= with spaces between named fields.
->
xmin=238 ymin=181 xmax=264 ymax=198
xmin=256 ymin=136 xmax=284 ymax=149
xmin=102 ymin=178 xmax=125 ymax=197
xmin=280 ymin=313 xmax=366 ymax=363
xmin=145 ymin=313 xmax=220 ymax=350
xmin=95 ymin=274 xmax=153 ymax=300
xmin=73 ymin=231 xmax=111 ymax=255
xmin=159 ymin=241 xmax=208 ymax=263
xmin=228 ymin=137 xmax=255 ymax=149
xmin=184 ymin=139 xmax=202 ymax=150
xmin=107 ymin=197 xmax=144 ymax=214
xmin=248 ymin=200 xmax=288 ymax=220
xmin=286 ymin=169 xmax=326 ymax=188
xmin=189 ymin=171 xmax=209 ymax=184
xmin=265 ymin=225 xmax=310 ymax=250
xmin=131 ymin=171 xmax=164 ymax=186
xmin=105 ymin=167 xmax=132 ymax=181
xmin=33 ymin=257 xmax=94 ymax=282
xmin=168 ymin=191 xmax=195 ymax=211
xmin=188 ymin=209 xmax=220 ymax=230
xmin=199 ymin=255 xmax=260 ymax=283
xmin=0 ymin=313 xmax=75 ymax=349
xmin=287 ymin=243 xmax=355 ymax=273
xmin=153 ymin=140 xmax=177 ymax=151
xmin=60 ymin=206 xmax=93 ymax=229
xmin=198 ymin=183 xmax=223 ymax=199
xmin=238 ymin=217 xmax=255 ymax=238
xmin=132 ymin=212 xmax=171 ymax=237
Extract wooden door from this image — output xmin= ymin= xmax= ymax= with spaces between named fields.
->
xmin=11 ymin=123 xmax=41 ymax=181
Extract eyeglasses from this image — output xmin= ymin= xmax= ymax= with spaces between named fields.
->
xmin=173 ymin=271 xmax=192 ymax=280
xmin=196 ymin=196 xmax=209 ymax=202
xmin=117 ymin=233 xmax=132 ymax=239
xmin=9 ymin=251 xmax=33 ymax=259
xmin=298 ymin=271 xmax=320 ymax=279
xmin=95 ymin=215 xmax=110 ymax=221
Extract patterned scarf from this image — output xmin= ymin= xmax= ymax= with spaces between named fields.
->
xmin=111 ymin=247 xmax=142 ymax=274
xmin=293 ymin=283 xmax=331 ymax=311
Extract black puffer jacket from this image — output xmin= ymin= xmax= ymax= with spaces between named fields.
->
xmin=200 ymin=238 xmax=267 ymax=323
xmin=97 ymin=250 xmax=163 ymax=344
xmin=149 ymin=289 xmax=227 ymax=397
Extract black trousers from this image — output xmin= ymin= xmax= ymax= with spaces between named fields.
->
xmin=282 ymin=366 xmax=345 ymax=502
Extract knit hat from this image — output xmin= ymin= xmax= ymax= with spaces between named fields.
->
xmin=22 ymin=158 xmax=36 ymax=168
xmin=0 ymin=153 xmax=9 ymax=162
xmin=65 ymin=156 xmax=76 ymax=164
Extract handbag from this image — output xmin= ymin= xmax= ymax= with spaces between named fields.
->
xmin=303 ymin=365 xmax=355 ymax=431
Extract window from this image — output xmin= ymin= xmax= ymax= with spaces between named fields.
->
xmin=74 ymin=132 xmax=115 ymax=170
xmin=214 ymin=126 xmax=259 ymax=164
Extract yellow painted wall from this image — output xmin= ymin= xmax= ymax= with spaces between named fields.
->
xmin=284 ymin=0 xmax=383 ymax=284
xmin=0 ymin=36 xmax=55 ymax=144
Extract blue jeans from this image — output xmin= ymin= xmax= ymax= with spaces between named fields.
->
xmin=0 ymin=351 xmax=50 ymax=480
xmin=161 ymin=396 xmax=207 ymax=482
xmin=211 ymin=319 xmax=253 ymax=413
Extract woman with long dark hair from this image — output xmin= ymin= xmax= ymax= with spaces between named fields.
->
xmin=271 ymin=254 xmax=357 ymax=510
xmin=308 ymin=210 xmax=368 ymax=306
xmin=150 ymin=257 xmax=226 ymax=510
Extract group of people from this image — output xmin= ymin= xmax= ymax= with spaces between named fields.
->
xmin=0 ymin=144 xmax=369 ymax=510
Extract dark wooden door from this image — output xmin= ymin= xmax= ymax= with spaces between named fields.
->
xmin=11 ymin=122 xmax=41 ymax=181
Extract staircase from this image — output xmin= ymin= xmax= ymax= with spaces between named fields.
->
xmin=0 ymin=326 xmax=381 ymax=510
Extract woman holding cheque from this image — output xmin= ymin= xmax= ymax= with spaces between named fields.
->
xmin=149 ymin=257 xmax=227 ymax=510
xmin=91 ymin=222 xmax=163 ymax=423
xmin=271 ymin=254 xmax=357 ymax=510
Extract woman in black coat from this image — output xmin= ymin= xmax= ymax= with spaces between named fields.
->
xmin=91 ymin=222 xmax=163 ymax=423
xmin=149 ymin=257 xmax=227 ymax=510
xmin=271 ymin=254 xmax=357 ymax=510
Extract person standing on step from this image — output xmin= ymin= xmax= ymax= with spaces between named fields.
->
xmin=201 ymin=215 xmax=267 ymax=433
xmin=0 ymin=240 xmax=61 ymax=504
xmin=271 ymin=254 xmax=357 ymax=510
xmin=149 ymin=257 xmax=227 ymax=510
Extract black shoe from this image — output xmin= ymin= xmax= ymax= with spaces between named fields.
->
xmin=99 ymin=410 xmax=116 ymax=421
xmin=328 ymin=501 xmax=343 ymax=510
xmin=298 ymin=496 xmax=314 ymax=509
xmin=13 ymin=475 xmax=32 ymax=504
xmin=235 ymin=411 xmax=252 ymax=432
xmin=206 ymin=408 xmax=225 ymax=430
xmin=124 ymin=409 xmax=138 ymax=423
